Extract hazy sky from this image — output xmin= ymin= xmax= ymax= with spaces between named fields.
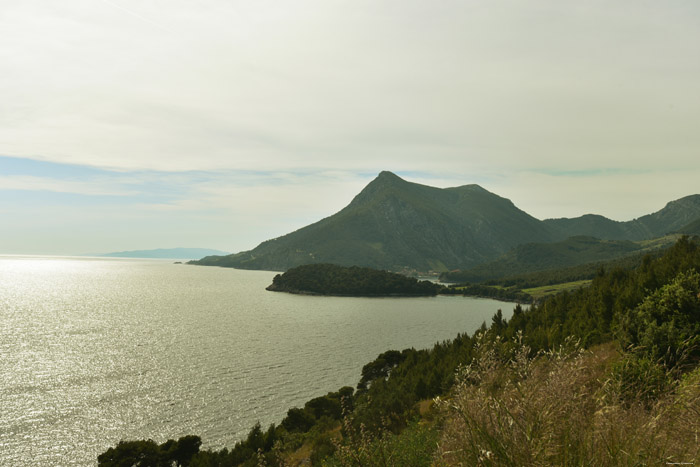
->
xmin=2 ymin=1 xmax=699 ymax=255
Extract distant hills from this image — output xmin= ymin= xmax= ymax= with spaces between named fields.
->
xmin=544 ymin=194 xmax=700 ymax=241
xmin=192 ymin=171 xmax=700 ymax=273
xmin=99 ymin=248 xmax=230 ymax=259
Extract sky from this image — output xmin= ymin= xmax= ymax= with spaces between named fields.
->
xmin=1 ymin=0 xmax=699 ymax=255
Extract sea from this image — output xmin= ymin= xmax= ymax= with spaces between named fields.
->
xmin=0 ymin=256 xmax=515 ymax=466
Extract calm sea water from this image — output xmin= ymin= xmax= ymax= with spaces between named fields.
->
xmin=0 ymin=256 xmax=514 ymax=466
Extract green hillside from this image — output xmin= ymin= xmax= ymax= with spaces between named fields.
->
xmin=676 ymin=217 xmax=700 ymax=235
xmin=545 ymin=195 xmax=700 ymax=241
xmin=440 ymin=236 xmax=643 ymax=283
xmin=192 ymin=171 xmax=553 ymax=272
xmin=482 ymin=249 xmax=668 ymax=290
xmin=636 ymin=195 xmax=700 ymax=236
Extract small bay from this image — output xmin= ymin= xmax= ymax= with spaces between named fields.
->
xmin=0 ymin=256 xmax=513 ymax=466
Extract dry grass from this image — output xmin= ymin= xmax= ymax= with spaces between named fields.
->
xmin=434 ymin=334 xmax=700 ymax=466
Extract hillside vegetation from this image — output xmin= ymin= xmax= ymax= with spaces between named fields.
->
xmin=478 ymin=248 xmax=668 ymax=290
xmin=440 ymin=235 xmax=644 ymax=283
xmin=266 ymin=264 xmax=441 ymax=296
xmin=677 ymin=217 xmax=700 ymax=236
xmin=191 ymin=172 xmax=700 ymax=273
xmin=544 ymin=195 xmax=700 ymax=241
xmin=100 ymin=237 xmax=700 ymax=466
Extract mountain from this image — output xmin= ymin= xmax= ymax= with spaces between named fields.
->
xmin=439 ymin=236 xmax=643 ymax=283
xmin=544 ymin=195 xmax=700 ymax=241
xmin=193 ymin=171 xmax=554 ymax=272
xmin=99 ymin=248 xmax=230 ymax=259
xmin=193 ymin=172 xmax=700 ymax=274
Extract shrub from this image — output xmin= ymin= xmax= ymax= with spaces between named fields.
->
xmin=605 ymin=353 xmax=669 ymax=408
xmin=615 ymin=270 xmax=700 ymax=370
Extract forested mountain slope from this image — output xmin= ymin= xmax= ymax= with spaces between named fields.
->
xmin=192 ymin=172 xmax=700 ymax=273
xmin=441 ymin=235 xmax=645 ymax=283
xmin=193 ymin=171 xmax=553 ymax=271
xmin=676 ymin=216 xmax=700 ymax=236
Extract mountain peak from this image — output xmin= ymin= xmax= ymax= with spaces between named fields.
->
xmin=372 ymin=172 xmax=487 ymax=193
xmin=374 ymin=171 xmax=405 ymax=184
xmin=450 ymin=183 xmax=488 ymax=193
xmin=348 ymin=171 xmax=408 ymax=206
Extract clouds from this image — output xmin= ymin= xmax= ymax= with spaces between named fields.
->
xmin=3 ymin=0 xmax=697 ymax=173
xmin=0 ymin=156 xmax=372 ymax=253
xmin=1 ymin=1 xmax=699 ymax=253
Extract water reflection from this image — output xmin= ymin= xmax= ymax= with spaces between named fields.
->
xmin=0 ymin=256 xmax=512 ymax=465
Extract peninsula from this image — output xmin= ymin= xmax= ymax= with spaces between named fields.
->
xmin=266 ymin=263 xmax=441 ymax=296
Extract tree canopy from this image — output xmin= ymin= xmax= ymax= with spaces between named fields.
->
xmin=266 ymin=263 xmax=441 ymax=296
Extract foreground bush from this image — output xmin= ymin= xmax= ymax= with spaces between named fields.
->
xmin=321 ymin=419 xmax=438 ymax=467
